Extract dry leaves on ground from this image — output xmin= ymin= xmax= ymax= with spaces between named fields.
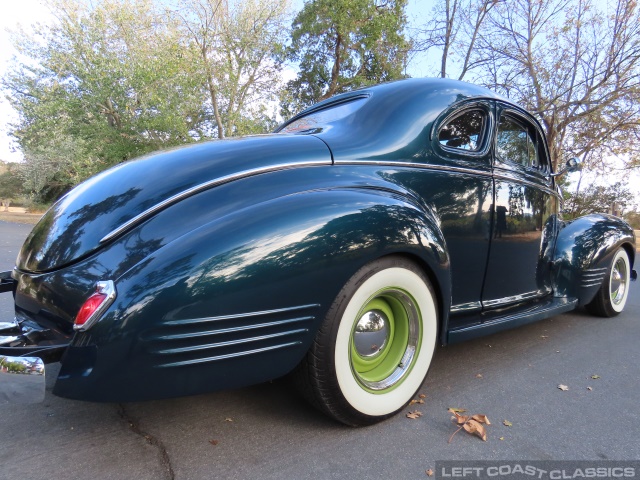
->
xmin=503 ymin=419 xmax=512 ymax=427
xmin=426 ymin=469 xmax=434 ymax=477
xmin=407 ymin=410 xmax=423 ymax=419
xmin=558 ymin=384 xmax=569 ymax=391
xmin=448 ymin=408 xmax=490 ymax=442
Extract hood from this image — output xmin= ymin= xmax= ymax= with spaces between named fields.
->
xmin=17 ymin=134 xmax=331 ymax=273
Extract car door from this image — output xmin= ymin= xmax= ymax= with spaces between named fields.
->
xmin=482 ymin=104 xmax=559 ymax=308
xmin=428 ymin=101 xmax=494 ymax=323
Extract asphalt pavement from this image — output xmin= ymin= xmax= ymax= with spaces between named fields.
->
xmin=1 ymin=220 xmax=639 ymax=480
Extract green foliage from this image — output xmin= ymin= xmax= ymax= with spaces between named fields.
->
xmin=3 ymin=0 xmax=289 ymax=201
xmin=283 ymin=0 xmax=410 ymax=115
xmin=623 ymin=211 xmax=640 ymax=229
xmin=564 ymin=182 xmax=634 ymax=219
xmin=170 ymin=0 xmax=290 ymax=138
xmin=3 ymin=0 xmax=206 ymax=201
xmin=0 ymin=169 xmax=24 ymax=200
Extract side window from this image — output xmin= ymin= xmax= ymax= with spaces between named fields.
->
xmin=438 ymin=109 xmax=485 ymax=151
xmin=496 ymin=114 xmax=539 ymax=168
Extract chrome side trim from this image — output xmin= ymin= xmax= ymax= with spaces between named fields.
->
xmin=156 ymin=342 xmax=301 ymax=368
xmin=150 ymin=316 xmax=314 ymax=341
xmin=482 ymin=290 xmax=548 ymax=309
xmin=151 ymin=329 xmax=308 ymax=355
xmin=580 ymin=267 xmax=607 ymax=288
xmin=162 ymin=303 xmax=320 ymax=327
xmin=450 ymin=301 xmax=483 ymax=315
xmin=493 ymin=173 xmax=558 ymax=197
xmin=99 ymin=161 xmax=328 ymax=244
xmin=0 ymin=355 xmax=45 ymax=404
xmin=334 ymin=160 xmax=493 ymax=178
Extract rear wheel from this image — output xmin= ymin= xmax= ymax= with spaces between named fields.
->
xmin=294 ymin=257 xmax=438 ymax=426
xmin=586 ymin=248 xmax=631 ymax=317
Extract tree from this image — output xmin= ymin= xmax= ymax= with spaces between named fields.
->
xmin=472 ymin=0 xmax=640 ymax=171
xmin=564 ymin=181 xmax=634 ymax=218
xmin=3 ymin=0 xmax=205 ymax=201
xmin=623 ymin=210 xmax=640 ymax=229
xmin=170 ymin=0 xmax=291 ymax=138
xmin=413 ymin=0 xmax=499 ymax=80
xmin=0 ymin=164 xmax=24 ymax=211
xmin=283 ymin=0 xmax=410 ymax=114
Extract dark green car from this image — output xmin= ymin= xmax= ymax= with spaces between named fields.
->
xmin=1 ymin=78 xmax=636 ymax=426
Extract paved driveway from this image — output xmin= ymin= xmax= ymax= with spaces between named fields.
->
xmin=1 ymin=221 xmax=639 ymax=480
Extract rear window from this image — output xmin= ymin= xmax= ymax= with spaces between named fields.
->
xmin=280 ymin=97 xmax=367 ymax=133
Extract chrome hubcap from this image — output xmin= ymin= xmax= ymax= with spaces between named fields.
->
xmin=350 ymin=289 xmax=421 ymax=392
xmin=353 ymin=310 xmax=389 ymax=358
xmin=610 ymin=257 xmax=628 ymax=306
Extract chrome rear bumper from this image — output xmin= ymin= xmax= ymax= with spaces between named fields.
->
xmin=0 ymin=355 xmax=45 ymax=404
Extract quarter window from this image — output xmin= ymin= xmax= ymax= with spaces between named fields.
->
xmin=496 ymin=115 xmax=539 ymax=168
xmin=438 ymin=109 xmax=485 ymax=151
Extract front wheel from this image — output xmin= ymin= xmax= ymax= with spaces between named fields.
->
xmin=586 ymin=248 xmax=631 ymax=317
xmin=294 ymin=257 xmax=438 ymax=426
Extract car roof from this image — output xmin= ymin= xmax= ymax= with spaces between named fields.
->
xmin=280 ymin=78 xmax=529 ymax=163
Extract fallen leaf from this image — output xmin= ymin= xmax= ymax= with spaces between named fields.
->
xmin=591 ymin=374 xmax=600 ymax=379
xmin=209 ymin=439 xmax=219 ymax=446
xmin=406 ymin=410 xmax=423 ymax=419
xmin=426 ymin=469 xmax=434 ymax=477
xmin=449 ymin=409 xmax=470 ymax=424
xmin=472 ymin=414 xmax=491 ymax=425
xmin=475 ymin=373 xmax=483 ymax=378
xmin=558 ymin=384 xmax=569 ymax=391
xmin=463 ymin=419 xmax=487 ymax=441
xmin=225 ymin=418 xmax=234 ymax=422
xmin=448 ymin=408 xmax=491 ymax=443
xmin=587 ymin=386 xmax=593 ymax=391
xmin=419 ymin=394 xmax=426 ymax=399
xmin=503 ymin=419 xmax=512 ymax=427
xmin=499 ymin=437 xmax=505 ymax=441
xmin=540 ymin=335 xmax=548 ymax=339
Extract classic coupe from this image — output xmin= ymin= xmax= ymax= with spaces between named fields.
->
xmin=0 ymin=78 xmax=636 ymax=426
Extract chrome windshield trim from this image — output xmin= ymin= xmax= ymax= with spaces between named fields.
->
xmin=333 ymin=160 xmax=493 ymax=178
xmin=99 ymin=161 xmax=327 ymax=244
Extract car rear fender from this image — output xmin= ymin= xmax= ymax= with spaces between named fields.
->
xmin=553 ymin=214 xmax=636 ymax=305
xmin=53 ymin=187 xmax=450 ymax=402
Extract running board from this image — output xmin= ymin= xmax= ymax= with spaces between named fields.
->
xmin=447 ymin=297 xmax=578 ymax=344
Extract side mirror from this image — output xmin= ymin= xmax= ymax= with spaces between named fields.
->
xmin=551 ymin=157 xmax=581 ymax=177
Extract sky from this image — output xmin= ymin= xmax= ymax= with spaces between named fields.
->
xmin=0 ymin=0 xmax=54 ymax=162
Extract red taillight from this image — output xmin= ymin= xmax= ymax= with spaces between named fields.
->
xmin=73 ymin=281 xmax=116 ymax=332
xmin=74 ymin=292 xmax=108 ymax=329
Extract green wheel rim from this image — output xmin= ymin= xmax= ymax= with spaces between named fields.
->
xmin=349 ymin=287 xmax=422 ymax=393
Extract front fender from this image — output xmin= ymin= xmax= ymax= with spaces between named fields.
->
xmin=553 ymin=214 xmax=635 ymax=305
xmin=54 ymin=187 xmax=450 ymax=401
